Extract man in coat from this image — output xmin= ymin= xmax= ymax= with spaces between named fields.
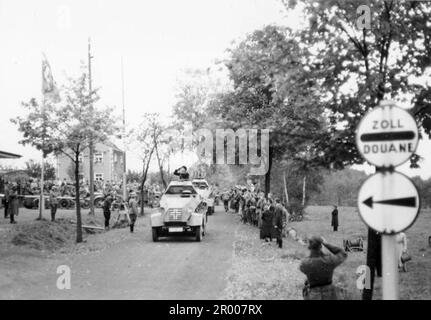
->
xmin=8 ymin=184 xmax=19 ymax=224
xmin=331 ymin=205 xmax=339 ymax=231
xmin=273 ymin=198 xmax=285 ymax=248
xmin=103 ymin=193 xmax=114 ymax=229
xmin=3 ymin=181 xmax=10 ymax=219
xmin=261 ymin=204 xmax=274 ymax=242
xmin=49 ymin=186 xmax=59 ymax=221
xmin=221 ymin=190 xmax=231 ymax=213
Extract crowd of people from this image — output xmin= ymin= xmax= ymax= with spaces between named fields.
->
xmin=220 ymin=186 xmax=289 ymax=249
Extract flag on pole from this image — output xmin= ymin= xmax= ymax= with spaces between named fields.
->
xmin=42 ymin=53 xmax=61 ymax=103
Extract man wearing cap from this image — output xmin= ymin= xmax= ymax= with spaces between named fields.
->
xmin=300 ymin=236 xmax=347 ymax=300
xmin=49 ymin=186 xmax=59 ymax=221
xmin=273 ymin=198 xmax=286 ymax=248
xmin=173 ymin=166 xmax=189 ymax=180
xmin=128 ymin=192 xmax=139 ymax=233
xmin=103 ymin=193 xmax=114 ymax=229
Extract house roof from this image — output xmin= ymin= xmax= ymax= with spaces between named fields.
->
xmin=0 ymin=150 xmax=22 ymax=159
xmin=104 ymin=141 xmax=124 ymax=153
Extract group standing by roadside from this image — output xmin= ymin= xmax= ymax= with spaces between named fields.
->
xmin=222 ymin=186 xmax=289 ymax=249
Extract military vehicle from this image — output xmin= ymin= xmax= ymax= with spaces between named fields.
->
xmin=150 ymin=180 xmax=208 ymax=242
xmin=191 ymin=178 xmax=215 ymax=215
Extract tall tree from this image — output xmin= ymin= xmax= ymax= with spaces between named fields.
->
xmin=282 ymin=0 xmax=431 ymax=168
xmin=13 ymin=72 xmax=117 ymax=242
xmin=211 ymin=25 xmax=326 ymax=195
xmin=129 ymin=113 xmax=160 ymax=215
xmin=25 ymin=159 xmax=56 ymax=181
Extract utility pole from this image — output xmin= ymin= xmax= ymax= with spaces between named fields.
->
xmin=88 ymin=38 xmax=95 ymax=215
xmin=39 ymin=96 xmax=46 ymax=220
xmin=121 ymin=57 xmax=127 ymax=201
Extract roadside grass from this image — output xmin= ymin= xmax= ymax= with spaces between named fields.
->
xmin=221 ymin=218 xmax=304 ymax=300
xmin=224 ymin=206 xmax=431 ymax=300
xmin=0 ymin=207 xmax=155 ymax=257
xmin=290 ymin=206 xmax=431 ymax=300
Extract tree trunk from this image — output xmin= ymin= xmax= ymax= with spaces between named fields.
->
xmin=74 ymin=153 xmax=83 ymax=243
xmin=154 ymin=142 xmax=167 ymax=189
xmin=283 ymin=171 xmax=289 ymax=205
xmin=140 ymin=147 xmax=155 ymax=216
xmin=302 ymin=175 xmax=306 ymax=206
xmin=140 ymin=174 xmax=145 ymax=217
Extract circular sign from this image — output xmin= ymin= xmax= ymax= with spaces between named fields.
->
xmin=356 ymin=104 xmax=419 ymax=167
xmin=357 ymin=171 xmax=420 ymax=234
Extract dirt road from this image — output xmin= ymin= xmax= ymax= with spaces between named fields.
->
xmin=1 ymin=206 xmax=239 ymax=299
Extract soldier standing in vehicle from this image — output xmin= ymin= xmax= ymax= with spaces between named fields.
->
xmin=173 ymin=166 xmax=189 ymax=180
xmin=300 ymin=236 xmax=347 ymax=300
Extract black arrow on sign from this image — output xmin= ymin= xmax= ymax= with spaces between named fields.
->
xmin=363 ymin=196 xmax=416 ymax=209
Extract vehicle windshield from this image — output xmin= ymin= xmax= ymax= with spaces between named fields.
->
xmin=165 ymin=185 xmax=197 ymax=195
xmin=192 ymin=182 xmax=209 ymax=189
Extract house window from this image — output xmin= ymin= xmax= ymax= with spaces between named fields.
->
xmin=78 ymin=155 xmax=83 ymax=163
xmin=95 ymin=152 xmax=103 ymax=164
xmin=95 ymin=173 xmax=104 ymax=181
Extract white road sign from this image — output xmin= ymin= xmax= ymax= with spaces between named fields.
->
xmin=356 ymin=104 xmax=419 ymax=167
xmin=357 ymin=171 xmax=420 ymax=234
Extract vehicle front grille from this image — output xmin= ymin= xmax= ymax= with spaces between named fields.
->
xmin=166 ymin=208 xmax=183 ymax=221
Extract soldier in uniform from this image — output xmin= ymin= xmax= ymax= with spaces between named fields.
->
xmin=103 ymin=193 xmax=114 ymax=229
xmin=300 ymin=236 xmax=347 ymax=300
xmin=173 ymin=166 xmax=189 ymax=180
xmin=261 ymin=204 xmax=274 ymax=242
xmin=221 ymin=190 xmax=231 ymax=213
xmin=8 ymin=183 xmax=19 ymax=224
xmin=49 ymin=186 xmax=59 ymax=221
xmin=331 ymin=205 xmax=339 ymax=231
xmin=273 ymin=198 xmax=285 ymax=248
xmin=3 ymin=181 xmax=10 ymax=219
xmin=128 ymin=192 xmax=139 ymax=233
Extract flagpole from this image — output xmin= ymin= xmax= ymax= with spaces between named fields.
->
xmin=39 ymin=58 xmax=45 ymax=220
xmin=121 ymin=57 xmax=127 ymax=201
xmin=88 ymin=38 xmax=95 ymax=215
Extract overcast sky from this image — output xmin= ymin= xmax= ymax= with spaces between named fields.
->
xmin=0 ymin=0 xmax=430 ymax=178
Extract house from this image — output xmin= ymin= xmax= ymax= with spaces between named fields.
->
xmin=56 ymin=141 xmax=125 ymax=183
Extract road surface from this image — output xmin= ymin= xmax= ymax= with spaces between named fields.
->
xmin=1 ymin=206 xmax=238 ymax=299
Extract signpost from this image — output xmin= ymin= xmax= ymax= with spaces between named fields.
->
xmin=356 ymin=101 xmax=421 ymax=300
xmin=356 ymin=104 xmax=419 ymax=168
xmin=358 ymin=172 xmax=420 ymax=234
